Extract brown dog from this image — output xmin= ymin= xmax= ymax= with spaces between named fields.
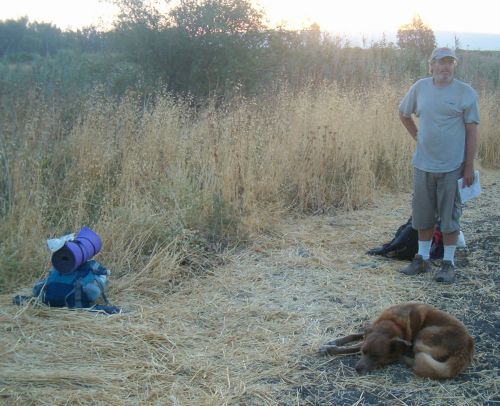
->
xmin=319 ymin=303 xmax=474 ymax=379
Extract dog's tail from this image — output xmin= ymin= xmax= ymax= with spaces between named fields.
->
xmin=413 ymin=347 xmax=474 ymax=379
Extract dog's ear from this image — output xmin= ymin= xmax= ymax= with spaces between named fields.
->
xmin=390 ymin=337 xmax=412 ymax=352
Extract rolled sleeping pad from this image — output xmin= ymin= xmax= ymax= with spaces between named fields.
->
xmin=51 ymin=242 xmax=84 ymax=274
xmin=51 ymin=227 xmax=102 ymax=273
xmin=76 ymin=226 xmax=102 ymax=255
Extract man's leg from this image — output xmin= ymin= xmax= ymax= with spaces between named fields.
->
xmin=435 ymin=167 xmax=463 ymax=283
xmin=401 ymin=169 xmax=435 ymax=276
xmin=443 ymin=230 xmax=459 ymax=264
xmin=417 ymin=228 xmax=435 ymax=260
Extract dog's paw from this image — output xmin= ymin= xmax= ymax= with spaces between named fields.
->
xmin=318 ymin=344 xmax=338 ymax=356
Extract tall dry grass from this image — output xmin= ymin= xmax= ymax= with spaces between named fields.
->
xmin=477 ymin=90 xmax=500 ymax=166
xmin=0 ymin=82 xmax=498 ymax=292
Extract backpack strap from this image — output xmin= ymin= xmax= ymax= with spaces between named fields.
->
xmin=87 ymin=260 xmax=111 ymax=305
xmin=94 ymin=277 xmax=110 ymax=305
xmin=72 ymin=277 xmax=84 ymax=308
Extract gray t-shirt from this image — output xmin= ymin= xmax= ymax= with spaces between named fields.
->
xmin=399 ymin=77 xmax=480 ymax=173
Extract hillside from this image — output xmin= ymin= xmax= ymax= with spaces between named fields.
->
xmin=1 ymin=165 xmax=498 ymax=405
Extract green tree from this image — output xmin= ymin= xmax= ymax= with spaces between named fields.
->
xmin=397 ymin=15 xmax=436 ymax=75
xmin=170 ymin=0 xmax=263 ymax=37
xmin=112 ymin=0 xmax=170 ymax=30
xmin=0 ymin=17 xmax=30 ymax=57
xmin=30 ymin=22 xmax=63 ymax=56
xmin=0 ymin=17 xmax=65 ymax=60
xmin=109 ymin=0 xmax=171 ymax=88
xmin=397 ymin=15 xmax=436 ymax=56
xmin=169 ymin=0 xmax=265 ymax=96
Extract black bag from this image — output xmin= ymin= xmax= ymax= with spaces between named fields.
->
xmin=367 ymin=217 xmax=443 ymax=261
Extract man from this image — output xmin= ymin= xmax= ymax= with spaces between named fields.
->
xmin=399 ymin=47 xmax=480 ymax=283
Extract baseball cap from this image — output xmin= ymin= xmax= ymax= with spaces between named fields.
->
xmin=429 ymin=47 xmax=457 ymax=61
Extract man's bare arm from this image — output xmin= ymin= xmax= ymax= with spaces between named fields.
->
xmin=463 ymin=123 xmax=478 ymax=187
xmin=399 ymin=113 xmax=418 ymax=141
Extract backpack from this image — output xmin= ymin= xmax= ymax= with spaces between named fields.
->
xmin=32 ymin=260 xmax=109 ymax=308
xmin=367 ymin=217 xmax=444 ymax=261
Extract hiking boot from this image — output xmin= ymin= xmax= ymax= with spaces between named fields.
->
xmin=400 ymin=255 xmax=431 ymax=276
xmin=435 ymin=260 xmax=456 ymax=283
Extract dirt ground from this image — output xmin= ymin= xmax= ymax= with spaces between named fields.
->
xmin=1 ymin=167 xmax=498 ymax=405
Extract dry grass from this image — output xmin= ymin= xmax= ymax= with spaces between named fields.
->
xmin=1 ymin=166 xmax=498 ymax=405
xmin=2 ymin=82 xmax=498 ymax=291
xmin=477 ymin=90 xmax=500 ymax=168
xmin=0 ymin=81 xmax=499 ymax=404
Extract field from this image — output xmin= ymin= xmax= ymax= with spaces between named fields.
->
xmin=0 ymin=82 xmax=499 ymax=405
xmin=1 ymin=167 xmax=499 ymax=405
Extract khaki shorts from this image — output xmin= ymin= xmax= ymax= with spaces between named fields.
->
xmin=411 ymin=167 xmax=462 ymax=233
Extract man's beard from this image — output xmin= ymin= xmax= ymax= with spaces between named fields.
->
xmin=433 ymin=71 xmax=454 ymax=84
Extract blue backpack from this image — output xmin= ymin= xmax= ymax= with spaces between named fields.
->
xmin=33 ymin=260 xmax=109 ymax=308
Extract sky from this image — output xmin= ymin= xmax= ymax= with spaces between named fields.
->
xmin=1 ymin=0 xmax=500 ymax=36
xmin=258 ymin=0 xmax=500 ymax=35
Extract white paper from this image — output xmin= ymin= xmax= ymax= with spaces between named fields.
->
xmin=458 ymin=170 xmax=481 ymax=203
xmin=457 ymin=231 xmax=466 ymax=248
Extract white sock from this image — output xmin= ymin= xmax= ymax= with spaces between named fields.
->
xmin=443 ymin=245 xmax=457 ymax=265
xmin=417 ymin=240 xmax=432 ymax=260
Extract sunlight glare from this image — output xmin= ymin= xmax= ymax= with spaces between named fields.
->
xmin=258 ymin=0 xmax=415 ymax=33
xmin=1 ymin=0 xmax=500 ymax=35
xmin=1 ymin=0 xmax=118 ymax=30
xmin=256 ymin=0 xmax=500 ymax=34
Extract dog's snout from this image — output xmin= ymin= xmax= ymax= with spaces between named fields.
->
xmin=355 ymin=360 xmax=366 ymax=374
